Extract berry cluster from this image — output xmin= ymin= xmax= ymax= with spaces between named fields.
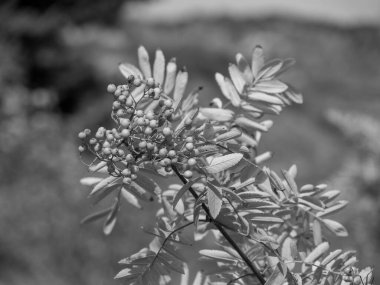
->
xmin=78 ymin=75 xmax=202 ymax=184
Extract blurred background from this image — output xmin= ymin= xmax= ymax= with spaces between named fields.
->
xmin=0 ymin=0 xmax=379 ymax=284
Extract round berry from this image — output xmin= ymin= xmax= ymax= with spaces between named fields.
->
xmin=118 ymin=149 xmax=125 ymax=156
xmin=171 ymin=157 xmax=178 ymax=163
xmin=146 ymin=77 xmax=155 ymax=87
xmin=107 ymin=84 xmax=117 ymax=93
xmin=131 ymin=165 xmax=139 ymax=173
xmin=123 ymin=177 xmax=132 ymax=185
xmin=113 ymin=101 xmax=121 ymax=109
xmin=185 ymin=142 xmax=194 ymax=151
xmin=145 ymin=111 xmax=155 ymax=120
xmin=168 ymin=150 xmax=176 ymax=158
xmin=106 ymin=134 xmax=114 ymax=141
xmin=126 ymin=154 xmax=134 ymax=162
xmin=89 ymin=138 xmax=97 ymax=144
xmin=120 ymin=118 xmax=131 ymax=128
xmin=162 ymin=127 xmax=172 ymax=136
xmin=133 ymin=78 xmax=141 ymax=87
xmin=103 ymin=147 xmax=111 ymax=155
xmin=121 ymin=129 xmax=130 ymax=138
xmin=185 ymin=136 xmax=194 ymax=143
xmin=116 ymin=109 xmax=125 ymax=117
xmin=163 ymin=158 xmax=171 ymax=166
xmin=149 ymin=120 xmax=158 ymax=128
xmin=154 ymin=87 xmax=161 ymax=96
xmin=184 ymin=170 xmax=193 ymax=178
xmin=136 ymin=110 xmax=144 ymax=117
xmin=353 ymin=276 xmax=361 ymax=285
xmin=78 ymin=145 xmax=86 ymax=152
xmin=138 ymin=141 xmax=147 ymax=149
xmin=159 ymin=148 xmax=168 ymax=158
xmin=164 ymin=99 xmax=173 ymax=108
xmin=144 ymin=127 xmax=153 ymax=135
xmin=126 ymin=97 xmax=134 ymax=107
xmin=185 ymin=118 xmax=192 ymax=125
xmin=122 ymin=168 xmax=131 ymax=176
xmin=187 ymin=158 xmax=196 ymax=166
xmin=131 ymin=174 xmax=137 ymax=180
xmin=78 ymin=132 xmax=86 ymax=139
xmin=137 ymin=117 xmax=146 ymax=126
xmin=193 ymin=149 xmax=200 ymax=156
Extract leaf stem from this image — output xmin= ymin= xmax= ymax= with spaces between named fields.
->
xmin=171 ymin=165 xmax=266 ymax=285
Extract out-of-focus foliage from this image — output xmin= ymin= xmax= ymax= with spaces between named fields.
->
xmin=1 ymin=1 xmax=380 ymax=284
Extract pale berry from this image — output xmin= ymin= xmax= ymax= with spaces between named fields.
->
xmin=107 ymin=84 xmax=117 ymax=93
xmin=144 ymin=127 xmax=153 ymax=135
xmin=184 ymin=170 xmax=193 ymax=178
xmin=120 ymin=118 xmax=131 ymax=128
xmin=126 ymin=154 xmax=134 ymax=162
xmin=123 ymin=177 xmax=132 ymax=184
xmin=121 ymin=129 xmax=130 ymax=138
xmin=168 ymin=150 xmax=176 ymax=158
xmin=78 ymin=132 xmax=86 ymax=139
xmin=185 ymin=142 xmax=194 ymax=151
xmin=162 ymin=127 xmax=172 ymax=136
xmin=159 ymin=148 xmax=168 ymax=158
xmin=138 ymin=141 xmax=147 ymax=149
xmin=188 ymin=158 xmax=196 ymax=166
xmin=78 ymin=145 xmax=85 ymax=152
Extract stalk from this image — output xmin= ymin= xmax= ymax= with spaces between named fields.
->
xmin=171 ymin=165 xmax=266 ymax=285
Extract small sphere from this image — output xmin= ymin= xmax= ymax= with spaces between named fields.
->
xmin=136 ymin=110 xmax=144 ymax=117
xmin=193 ymin=149 xmax=200 ymax=156
xmin=107 ymin=84 xmax=117 ymax=93
xmin=121 ymin=129 xmax=130 ymax=138
xmin=184 ymin=170 xmax=193 ymax=178
xmin=185 ymin=136 xmax=194 ymax=143
xmin=118 ymin=149 xmax=125 ymax=156
xmin=185 ymin=142 xmax=194 ymax=151
xmin=149 ymin=120 xmax=158 ymax=128
xmin=144 ymin=127 xmax=153 ymax=135
xmin=131 ymin=174 xmax=137 ymax=180
xmin=123 ymin=177 xmax=132 ymax=185
xmin=138 ymin=141 xmax=147 ymax=149
xmin=146 ymin=77 xmax=155 ymax=87
xmin=125 ymin=154 xmax=134 ymax=162
xmin=131 ymin=165 xmax=140 ymax=173
xmin=120 ymin=118 xmax=131 ymax=128
xmin=184 ymin=118 xmax=192 ymax=125
xmin=154 ymin=87 xmax=161 ymax=96
xmin=145 ymin=111 xmax=155 ymax=120
xmin=103 ymin=147 xmax=111 ymax=155
xmin=78 ymin=145 xmax=86 ymax=152
xmin=133 ymin=78 xmax=141 ymax=87
xmin=106 ymin=134 xmax=114 ymax=141
xmin=84 ymin=129 xmax=91 ymax=135
xmin=159 ymin=148 xmax=168 ymax=158
xmin=137 ymin=117 xmax=146 ymax=126
xmin=78 ymin=132 xmax=86 ymax=139
xmin=122 ymin=168 xmax=131 ymax=176
xmin=118 ymin=95 xmax=126 ymax=102
xmin=168 ymin=150 xmax=176 ymax=158
xmin=146 ymin=142 xmax=155 ymax=150
xmin=113 ymin=101 xmax=121 ymax=109
xmin=162 ymin=127 xmax=172 ymax=136
xmin=187 ymin=158 xmax=196 ymax=166
xmin=171 ymin=157 xmax=178 ymax=163
xmin=164 ymin=99 xmax=173 ymax=108
xmin=126 ymin=97 xmax=134 ymax=107
xmin=353 ymin=276 xmax=361 ymax=285
xmin=116 ymin=109 xmax=125 ymax=117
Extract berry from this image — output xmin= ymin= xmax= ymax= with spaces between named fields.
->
xmin=353 ymin=276 xmax=361 ymax=285
xmin=131 ymin=174 xmax=137 ymax=180
xmin=149 ymin=120 xmax=158 ymax=128
xmin=185 ymin=142 xmax=194 ymax=151
xmin=126 ymin=154 xmax=134 ymax=162
xmin=107 ymin=84 xmax=117 ymax=93
xmin=144 ymin=127 xmax=153 ymax=135
xmin=154 ymin=88 xmax=161 ymax=96
xmin=84 ymin=129 xmax=91 ymax=135
xmin=120 ymin=118 xmax=131 ymax=128
xmin=185 ymin=118 xmax=192 ymax=125
xmin=146 ymin=77 xmax=155 ymax=87
xmin=126 ymin=97 xmax=134 ymax=107
xmin=131 ymin=165 xmax=140 ymax=173
xmin=106 ymin=134 xmax=114 ymax=141
xmin=103 ymin=147 xmax=111 ymax=155
xmin=159 ymin=148 xmax=168 ymax=158
xmin=164 ymin=99 xmax=173 ymax=108
xmin=78 ymin=145 xmax=86 ymax=152
xmin=171 ymin=157 xmax=178 ymax=164
xmin=184 ymin=170 xmax=193 ymax=178
xmin=168 ymin=150 xmax=176 ymax=158
xmin=162 ymin=127 xmax=172 ymax=136
xmin=136 ymin=110 xmax=144 ymax=117
xmin=118 ymin=95 xmax=126 ymax=102
xmin=163 ymin=158 xmax=171 ymax=166
xmin=185 ymin=136 xmax=194 ymax=143
xmin=137 ymin=117 xmax=146 ymax=126
xmin=145 ymin=111 xmax=155 ymax=120
xmin=122 ymin=168 xmax=131 ymax=176
xmin=187 ymin=158 xmax=196 ymax=166
xmin=116 ymin=109 xmax=125 ymax=117
xmin=113 ymin=101 xmax=121 ymax=109
xmin=133 ymin=78 xmax=141 ymax=86
xmin=121 ymin=129 xmax=130 ymax=138
xmin=78 ymin=132 xmax=86 ymax=139
xmin=138 ymin=141 xmax=147 ymax=149
xmin=123 ymin=177 xmax=132 ymax=185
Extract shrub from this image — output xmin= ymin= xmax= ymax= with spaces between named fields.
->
xmin=78 ymin=46 xmax=374 ymax=285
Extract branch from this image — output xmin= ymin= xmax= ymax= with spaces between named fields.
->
xmin=171 ymin=165 xmax=266 ymax=285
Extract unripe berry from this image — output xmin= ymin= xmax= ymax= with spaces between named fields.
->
xmin=131 ymin=174 xmax=137 ymax=180
xmin=136 ymin=110 xmax=144 ymax=117
xmin=78 ymin=132 xmax=86 ymax=139
xmin=353 ymin=276 xmax=361 ymax=285
xmin=78 ymin=145 xmax=86 ymax=152
xmin=84 ymin=129 xmax=91 ymax=135
xmin=154 ymin=87 xmax=161 ymax=96
xmin=126 ymin=154 xmax=134 ymax=162
xmin=126 ymin=97 xmax=134 ymax=107
xmin=162 ymin=127 xmax=172 ymax=136
xmin=123 ymin=177 xmax=132 ymax=185
xmin=159 ymin=148 xmax=168 ymax=158
xmin=184 ymin=170 xmax=193 ymax=178
xmin=138 ymin=141 xmax=147 ymax=149
xmin=164 ymin=99 xmax=173 ymax=108
xmin=131 ymin=165 xmax=139 ymax=173
xmin=120 ymin=118 xmax=131 ymax=128
xmin=94 ymin=144 xmax=100 ymax=152
xmin=137 ymin=117 xmax=146 ymax=126
xmin=106 ymin=134 xmax=114 ymax=141
xmin=118 ymin=95 xmax=126 ymax=103
xmin=185 ymin=142 xmax=194 ymax=151
xmin=102 ymin=141 xmax=111 ymax=148
xmin=121 ymin=129 xmax=130 ymax=138
xmin=133 ymin=78 xmax=141 ymax=86
xmin=193 ymin=149 xmax=200 ymax=156
xmin=113 ymin=101 xmax=121 ymax=109
xmin=144 ymin=127 xmax=153 ymax=135
xmin=185 ymin=136 xmax=194 ymax=143
xmin=149 ymin=120 xmax=158 ymax=128
xmin=116 ymin=109 xmax=125 ymax=117
xmin=103 ymin=147 xmax=111 ymax=155
xmin=122 ymin=168 xmax=131 ymax=176
xmin=145 ymin=111 xmax=155 ymax=120
xmin=171 ymin=157 xmax=178 ymax=163
xmin=146 ymin=77 xmax=155 ymax=87
xmin=118 ymin=149 xmax=125 ymax=156
xmin=168 ymin=150 xmax=176 ymax=158
xmin=107 ymin=84 xmax=117 ymax=93
xmin=187 ymin=158 xmax=196 ymax=166
xmin=114 ymin=88 xmax=122 ymax=97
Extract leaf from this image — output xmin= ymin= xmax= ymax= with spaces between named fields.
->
xmin=103 ymin=201 xmax=119 ymax=235
xmin=243 ymin=199 xmax=280 ymax=209
xmin=90 ymin=176 xmax=120 ymax=196
xmin=199 ymin=249 xmax=236 ymax=262
xmin=264 ymin=262 xmax=286 ymax=285
xmin=157 ymin=252 xmax=184 ymax=274
xmin=234 ymin=116 xmax=268 ymax=132
xmin=215 ymin=127 xmax=241 ymax=142
xmin=251 ymin=80 xmax=288 ymax=94
xmin=153 ymin=49 xmax=165 ymax=85
xmin=173 ymin=68 xmax=188 ymax=111
xmin=89 ymin=161 xmax=107 ymax=172
xmin=247 ymin=91 xmax=284 ymax=105
xmin=299 ymin=197 xmax=324 ymax=211
xmin=281 ymin=237 xmax=297 ymax=270
xmin=80 ymin=207 xmax=113 ymax=224
xmin=172 ymin=177 xmax=201 ymax=209
xmin=164 ymin=58 xmax=177 ymax=94
xmin=196 ymin=144 xmax=219 ymax=156
xmin=238 ymin=131 xmax=258 ymax=147
xmin=319 ymin=190 xmax=341 ymax=204
xmin=284 ymin=83 xmax=303 ymax=104
xmin=80 ymin=177 xmax=103 ymax=186
xmin=199 ymin=108 xmax=235 ymax=122
xmin=215 ymin=73 xmax=231 ymax=101
xmin=137 ymin=46 xmax=152 ymax=78
xmin=204 ymin=153 xmax=243 ymax=174
xmin=322 ymin=219 xmax=348 ymax=237
xmin=121 ymin=188 xmax=142 ymax=209
xmin=257 ymin=59 xmax=283 ymax=80
xmin=250 ymin=215 xmax=284 ymax=224
xmin=236 ymin=53 xmax=253 ymax=83
xmin=321 ymin=249 xmax=343 ymax=266
xmin=114 ymin=268 xmax=140 ymax=280
xmin=203 ymin=122 xmax=215 ymax=140
xmin=317 ymin=200 xmax=348 ymax=217
xmin=251 ymin=45 xmax=264 ymax=78
xmin=282 ymin=169 xmax=298 ymax=194
xmin=135 ymin=173 xmax=162 ymax=196
xmin=304 ymin=242 xmax=329 ymax=267
xmin=228 ymin=63 xmax=246 ymax=94
xmin=118 ymin=63 xmax=143 ymax=79
xmin=207 ymin=186 xmax=223 ymax=218
xmin=312 ymin=219 xmax=323 ymax=245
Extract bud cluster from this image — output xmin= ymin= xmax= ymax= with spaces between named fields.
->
xmin=78 ymin=75 xmax=203 ymax=184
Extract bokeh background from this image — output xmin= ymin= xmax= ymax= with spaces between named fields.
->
xmin=0 ymin=0 xmax=379 ymax=284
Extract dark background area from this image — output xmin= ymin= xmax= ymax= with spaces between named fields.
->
xmin=0 ymin=1 xmax=379 ymax=284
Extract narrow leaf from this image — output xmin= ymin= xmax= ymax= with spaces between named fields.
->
xmin=228 ymin=63 xmax=246 ymax=94
xmin=173 ymin=68 xmax=188 ymax=111
xmin=251 ymin=80 xmax=288 ymax=94
xmin=137 ymin=46 xmax=152 ymax=78
xmin=251 ymin=45 xmax=264 ymax=78
xmin=215 ymin=127 xmax=242 ymax=142
xmin=236 ymin=53 xmax=253 ymax=83
xmin=121 ymin=188 xmax=142 ymax=209
xmin=235 ymin=116 xmax=268 ymax=132
xmin=172 ymin=177 xmax=201 ymax=209
xmin=322 ymin=219 xmax=348 ymax=237
xmin=199 ymin=108 xmax=235 ymax=122
xmin=204 ymin=153 xmax=243 ymax=174
xmin=164 ymin=58 xmax=177 ymax=94
xmin=153 ymin=49 xmax=165 ymax=85
xmin=80 ymin=207 xmax=112 ymax=224
xmin=118 ymin=63 xmax=143 ymax=79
